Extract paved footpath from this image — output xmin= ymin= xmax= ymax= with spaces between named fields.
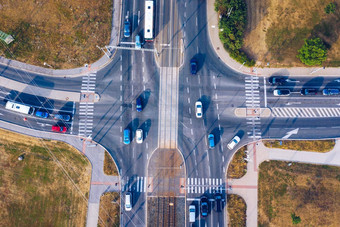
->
xmin=227 ymin=140 xmax=340 ymax=227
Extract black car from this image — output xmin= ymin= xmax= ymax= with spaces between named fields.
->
xmin=200 ymin=196 xmax=208 ymax=217
xmin=300 ymin=88 xmax=317 ymax=95
xmin=268 ymin=76 xmax=286 ymax=86
xmin=190 ymin=58 xmax=198 ymax=75
xmin=214 ymin=193 xmax=222 ymax=212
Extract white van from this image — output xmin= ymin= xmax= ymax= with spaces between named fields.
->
xmin=5 ymin=101 xmax=35 ymax=115
xmin=125 ymin=192 xmax=132 ymax=211
xmin=189 ymin=205 xmax=195 ymax=223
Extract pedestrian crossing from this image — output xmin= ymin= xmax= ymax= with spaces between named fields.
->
xmin=79 ymin=73 xmax=96 ymax=137
xmin=272 ymin=107 xmax=340 ymax=118
xmin=245 ymin=76 xmax=262 ymax=140
xmin=122 ymin=176 xmax=148 ymax=193
xmin=186 ymin=178 xmax=224 ymax=194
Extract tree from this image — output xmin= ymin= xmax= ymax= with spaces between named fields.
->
xmin=325 ymin=2 xmax=336 ymax=14
xmin=297 ymin=38 xmax=327 ymax=66
xmin=291 ymin=213 xmax=301 ymax=224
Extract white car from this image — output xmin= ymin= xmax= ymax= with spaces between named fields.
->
xmin=136 ymin=129 xmax=143 ymax=144
xmin=227 ymin=135 xmax=241 ymax=150
xmin=195 ymin=101 xmax=203 ymax=118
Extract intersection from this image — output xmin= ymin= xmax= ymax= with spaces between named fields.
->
xmin=1 ymin=0 xmax=340 ymax=226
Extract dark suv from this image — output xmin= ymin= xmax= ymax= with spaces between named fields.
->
xmin=190 ymin=58 xmax=198 ymax=75
xmin=300 ymin=88 xmax=317 ymax=95
xmin=200 ymin=196 xmax=208 ymax=217
xmin=268 ymin=76 xmax=286 ymax=86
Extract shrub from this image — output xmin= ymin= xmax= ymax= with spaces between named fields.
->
xmin=291 ymin=213 xmax=301 ymax=224
xmin=215 ymin=0 xmax=255 ymax=66
xmin=297 ymin=38 xmax=327 ymax=66
xmin=325 ymin=2 xmax=336 ymax=14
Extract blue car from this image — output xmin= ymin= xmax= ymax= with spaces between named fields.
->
xmin=136 ymin=98 xmax=142 ymax=112
xmin=208 ymin=134 xmax=215 ymax=149
xmin=323 ymin=88 xmax=339 ymax=95
xmin=123 ymin=129 xmax=131 ymax=145
xmin=35 ymin=110 xmax=49 ymax=118
xmin=54 ymin=114 xmax=71 ymax=122
xmin=124 ymin=20 xmax=131 ymax=38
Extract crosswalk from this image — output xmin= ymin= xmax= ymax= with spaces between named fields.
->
xmin=79 ymin=73 xmax=96 ymax=137
xmin=186 ymin=178 xmax=224 ymax=194
xmin=245 ymin=76 xmax=262 ymax=140
xmin=122 ymin=176 xmax=148 ymax=193
xmin=272 ymin=107 xmax=340 ymax=118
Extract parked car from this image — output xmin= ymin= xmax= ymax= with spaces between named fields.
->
xmin=227 ymin=135 xmax=241 ymax=150
xmin=124 ymin=20 xmax=131 ymax=38
xmin=35 ymin=110 xmax=49 ymax=118
xmin=189 ymin=205 xmax=196 ymax=223
xmin=300 ymin=88 xmax=317 ymax=95
xmin=323 ymin=88 xmax=339 ymax=95
xmin=125 ymin=192 xmax=132 ymax=211
xmin=273 ymin=89 xmax=290 ymax=96
xmin=200 ymin=196 xmax=208 ymax=217
xmin=268 ymin=76 xmax=286 ymax=85
xmin=190 ymin=58 xmax=198 ymax=75
xmin=136 ymin=129 xmax=143 ymax=144
xmin=54 ymin=114 xmax=71 ymax=122
xmin=136 ymin=97 xmax=142 ymax=112
xmin=195 ymin=101 xmax=203 ymax=118
xmin=208 ymin=134 xmax=215 ymax=149
xmin=123 ymin=128 xmax=131 ymax=144
xmin=51 ymin=125 xmax=67 ymax=133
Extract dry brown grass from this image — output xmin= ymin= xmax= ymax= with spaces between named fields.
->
xmin=227 ymin=145 xmax=248 ymax=179
xmin=98 ymin=192 xmax=120 ymax=227
xmin=0 ymin=128 xmax=91 ymax=226
xmin=0 ymin=0 xmax=112 ymax=69
xmin=258 ymin=161 xmax=340 ymax=226
xmin=227 ymin=194 xmax=247 ymax=227
xmin=243 ymin=0 xmax=340 ymax=67
xmin=104 ymin=150 xmax=119 ymax=176
xmin=263 ymin=140 xmax=335 ymax=153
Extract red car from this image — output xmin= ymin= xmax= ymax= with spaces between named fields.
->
xmin=51 ymin=125 xmax=67 ymax=133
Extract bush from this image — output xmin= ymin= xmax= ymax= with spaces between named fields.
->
xmin=297 ymin=38 xmax=327 ymax=66
xmin=291 ymin=213 xmax=301 ymax=224
xmin=215 ymin=0 xmax=255 ymax=66
xmin=325 ymin=2 xmax=336 ymax=14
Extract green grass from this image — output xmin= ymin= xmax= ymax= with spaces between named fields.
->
xmin=263 ymin=139 xmax=335 ymax=152
xmin=227 ymin=145 xmax=247 ymax=179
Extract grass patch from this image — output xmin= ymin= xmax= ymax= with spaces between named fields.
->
xmin=98 ymin=192 xmax=120 ymax=227
xmin=263 ymin=139 xmax=335 ymax=152
xmin=0 ymin=128 xmax=91 ymax=226
xmin=227 ymin=145 xmax=247 ymax=179
xmin=0 ymin=0 xmax=112 ymax=69
xmin=104 ymin=151 xmax=119 ymax=176
xmin=243 ymin=0 xmax=340 ymax=67
xmin=227 ymin=194 xmax=246 ymax=227
xmin=258 ymin=161 xmax=340 ymax=226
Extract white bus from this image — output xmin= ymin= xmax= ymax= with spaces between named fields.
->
xmin=5 ymin=101 xmax=35 ymax=115
xmin=144 ymin=0 xmax=154 ymax=41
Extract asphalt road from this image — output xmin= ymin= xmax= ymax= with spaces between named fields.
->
xmin=2 ymin=0 xmax=340 ymax=227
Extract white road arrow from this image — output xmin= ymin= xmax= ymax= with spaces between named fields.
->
xmin=282 ymin=128 xmax=299 ymax=139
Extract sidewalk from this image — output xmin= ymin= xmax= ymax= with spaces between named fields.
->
xmin=206 ymin=0 xmax=340 ymax=77
xmin=227 ymin=140 xmax=340 ymax=227
xmin=0 ymin=0 xmax=121 ymax=78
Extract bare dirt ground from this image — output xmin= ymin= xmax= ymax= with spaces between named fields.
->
xmin=258 ymin=161 xmax=340 ymax=226
xmin=0 ymin=0 xmax=112 ymax=69
xmin=0 ymin=128 xmax=91 ymax=226
xmin=243 ymin=0 xmax=340 ymax=67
